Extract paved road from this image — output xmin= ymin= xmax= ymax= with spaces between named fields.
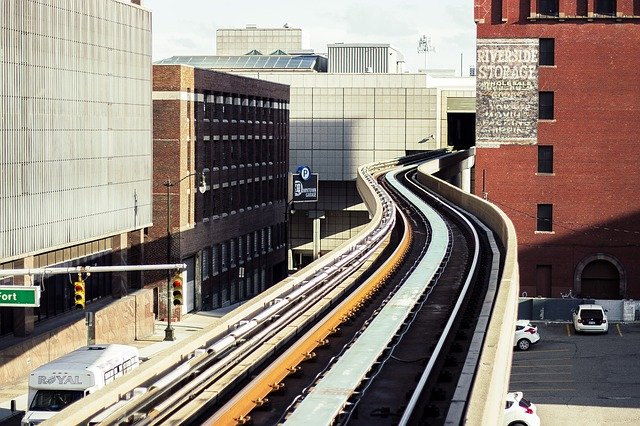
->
xmin=510 ymin=322 xmax=640 ymax=425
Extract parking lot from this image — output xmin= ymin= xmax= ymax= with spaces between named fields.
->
xmin=510 ymin=322 xmax=640 ymax=424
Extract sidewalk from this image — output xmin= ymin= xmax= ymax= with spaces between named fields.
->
xmin=0 ymin=308 xmax=234 ymax=423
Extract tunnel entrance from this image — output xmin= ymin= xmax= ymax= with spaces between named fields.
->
xmin=447 ymin=112 xmax=475 ymax=150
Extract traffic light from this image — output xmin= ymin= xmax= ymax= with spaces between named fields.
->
xmin=74 ymin=277 xmax=86 ymax=309
xmin=172 ymin=273 xmax=183 ymax=306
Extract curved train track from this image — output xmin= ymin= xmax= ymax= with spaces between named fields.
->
xmin=60 ymin=153 xmax=504 ymax=426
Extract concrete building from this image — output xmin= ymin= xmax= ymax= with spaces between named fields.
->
xmin=216 ymin=25 xmax=303 ymax=55
xmin=157 ymin=26 xmax=476 ymax=269
xmin=474 ymin=1 xmax=640 ymax=298
xmin=0 ymin=0 xmax=152 ymax=337
xmin=328 ymin=43 xmax=405 ymax=73
xmin=149 ymin=65 xmax=290 ymax=316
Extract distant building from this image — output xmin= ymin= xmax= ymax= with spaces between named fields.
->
xmin=474 ymin=2 xmax=640 ymax=299
xmin=149 ymin=65 xmax=290 ymax=314
xmin=0 ymin=0 xmax=152 ymax=337
xmin=216 ymin=25 xmax=303 ymax=55
xmin=327 ymin=43 xmax=404 ymax=73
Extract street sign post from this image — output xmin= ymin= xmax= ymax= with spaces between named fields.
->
xmin=0 ymin=285 xmax=41 ymax=307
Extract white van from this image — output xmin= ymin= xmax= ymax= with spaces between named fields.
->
xmin=21 ymin=344 xmax=140 ymax=426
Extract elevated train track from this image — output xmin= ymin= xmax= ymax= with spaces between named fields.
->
xmin=46 ymin=149 xmax=520 ymax=426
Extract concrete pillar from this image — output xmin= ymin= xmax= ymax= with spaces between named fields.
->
xmin=313 ymin=217 xmax=321 ymax=260
xmin=310 ymin=210 xmax=325 ymax=260
xmin=13 ymin=256 xmax=35 ymax=337
xmin=461 ymin=167 xmax=471 ymax=193
xmin=111 ymin=233 xmax=129 ymax=298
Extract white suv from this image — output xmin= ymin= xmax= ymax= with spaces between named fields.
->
xmin=572 ymin=304 xmax=608 ymax=333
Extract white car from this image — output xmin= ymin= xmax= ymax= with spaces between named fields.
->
xmin=572 ymin=304 xmax=608 ymax=333
xmin=514 ymin=320 xmax=540 ymax=351
xmin=504 ymin=391 xmax=541 ymax=426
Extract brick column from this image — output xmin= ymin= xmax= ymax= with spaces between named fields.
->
xmin=13 ymin=256 xmax=35 ymax=337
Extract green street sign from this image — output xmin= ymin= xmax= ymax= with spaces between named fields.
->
xmin=0 ymin=285 xmax=41 ymax=307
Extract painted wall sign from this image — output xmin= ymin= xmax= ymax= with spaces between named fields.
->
xmin=476 ymin=38 xmax=539 ymax=147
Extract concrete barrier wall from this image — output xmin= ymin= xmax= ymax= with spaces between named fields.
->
xmin=416 ymin=163 xmax=519 ymax=426
xmin=0 ymin=289 xmax=154 ymax=385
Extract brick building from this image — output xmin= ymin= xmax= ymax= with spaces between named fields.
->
xmin=474 ymin=1 xmax=640 ymax=298
xmin=150 ymin=65 xmax=289 ymax=318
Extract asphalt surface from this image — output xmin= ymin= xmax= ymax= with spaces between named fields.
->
xmin=510 ymin=322 xmax=640 ymax=425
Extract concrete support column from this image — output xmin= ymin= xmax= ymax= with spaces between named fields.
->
xmin=461 ymin=167 xmax=471 ymax=193
xmin=310 ymin=210 xmax=325 ymax=260
xmin=111 ymin=233 xmax=129 ymax=298
xmin=313 ymin=217 xmax=321 ymax=260
xmin=13 ymin=256 xmax=35 ymax=337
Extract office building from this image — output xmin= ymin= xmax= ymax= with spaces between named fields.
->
xmin=0 ymin=0 xmax=152 ymax=337
xmin=149 ymin=65 xmax=290 ymax=315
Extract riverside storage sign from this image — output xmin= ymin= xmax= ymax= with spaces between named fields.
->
xmin=476 ymin=38 xmax=539 ymax=147
xmin=0 ymin=285 xmax=41 ymax=307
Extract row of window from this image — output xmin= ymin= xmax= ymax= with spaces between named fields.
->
xmin=197 ymin=93 xmax=289 ymax=124
xmin=536 ymin=34 xmax=556 ymax=231
xmin=201 ymin=224 xmax=286 ymax=279
xmin=202 ymin=175 xmax=287 ymax=219
xmin=538 ymin=0 xmax=618 ymax=17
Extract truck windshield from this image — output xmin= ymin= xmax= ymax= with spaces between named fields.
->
xmin=29 ymin=390 xmax=84 ymax=411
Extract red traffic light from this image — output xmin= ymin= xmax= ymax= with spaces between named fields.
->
xmin=171 ymin=273 xmax=184 ymax=306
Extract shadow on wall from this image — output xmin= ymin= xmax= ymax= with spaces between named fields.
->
xmin=506 ymin=206 xmax=640 ymax=300
xmin=518 ymin=297 xmax=640 ymax=322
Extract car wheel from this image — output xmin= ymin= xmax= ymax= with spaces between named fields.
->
xmin=508 ymin=422 xmax=527 ymax=426
xmin=517 ymin=338 xmax=530 ymax=351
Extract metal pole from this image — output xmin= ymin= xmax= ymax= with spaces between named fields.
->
xmin=0 ymin=264 xmax=188 ymax=276
xmin=164 ymin=179 xmax=175 ymax=341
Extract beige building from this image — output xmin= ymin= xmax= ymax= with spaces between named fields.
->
xmin=233 ymin=72 xmax=475 ymax=265
xmin=216 ymin=25 xmax=303 ymax=55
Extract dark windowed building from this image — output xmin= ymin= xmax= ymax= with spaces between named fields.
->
xmin=474 ymin=1 xmax=640 ymax=299
xmin=149 ymin=65 xmax=290 ymax=319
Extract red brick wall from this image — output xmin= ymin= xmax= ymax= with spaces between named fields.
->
xmin=475 ymin=2 xmax=640 ymax=297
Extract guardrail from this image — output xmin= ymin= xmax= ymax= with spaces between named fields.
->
xmin=416 ymin=153 xmax=519 ymax=426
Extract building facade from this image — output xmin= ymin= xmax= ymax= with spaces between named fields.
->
xmin=216 ymin=25 xmax=303 ymax=55
xmin=0 ymin=0 xmax=152 ymax=337
xmin=474 ymin=0 xmax=640 ymax=298
xmin=327 ymin=43 xmax=405 ymax=73
xmin=150 ymin=65 xmax=289 ymax=317
xmin=228 ymin=72 xmax=475 ymax=265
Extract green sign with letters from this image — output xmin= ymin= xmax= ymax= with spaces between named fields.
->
xmin=0 ymin=285 xmax=41 ymax=307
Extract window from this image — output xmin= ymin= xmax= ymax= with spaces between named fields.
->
xmin=537 ymin=204 xmax=553 ymax=232
xmin=539 ymin=39 xmax=554 ymax=66
xmin=538 ymin=0 xmax=559 ymax=16
xmin=595 ymin=0 xmax=616 ymax=16
xmin=538 ymin=146 xmax=554 ymax=173
xmin=212 ymin=245 xmax=220 ymax=275
xmin=539 ymin=92 xmax=554 ymax=120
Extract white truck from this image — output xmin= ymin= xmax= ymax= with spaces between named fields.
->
xmin=21 ymin=344 xmax=140 ymax=425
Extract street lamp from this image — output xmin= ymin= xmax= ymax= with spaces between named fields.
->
xmin=164 ymin=171 xmax=208 ymax=341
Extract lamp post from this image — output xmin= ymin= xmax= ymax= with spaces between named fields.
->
xmin=164 ymin=171 xmax=207 ymax=341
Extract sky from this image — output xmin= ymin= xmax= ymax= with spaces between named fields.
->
xmin=142 ymin=0 xmax=477 ymax=75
